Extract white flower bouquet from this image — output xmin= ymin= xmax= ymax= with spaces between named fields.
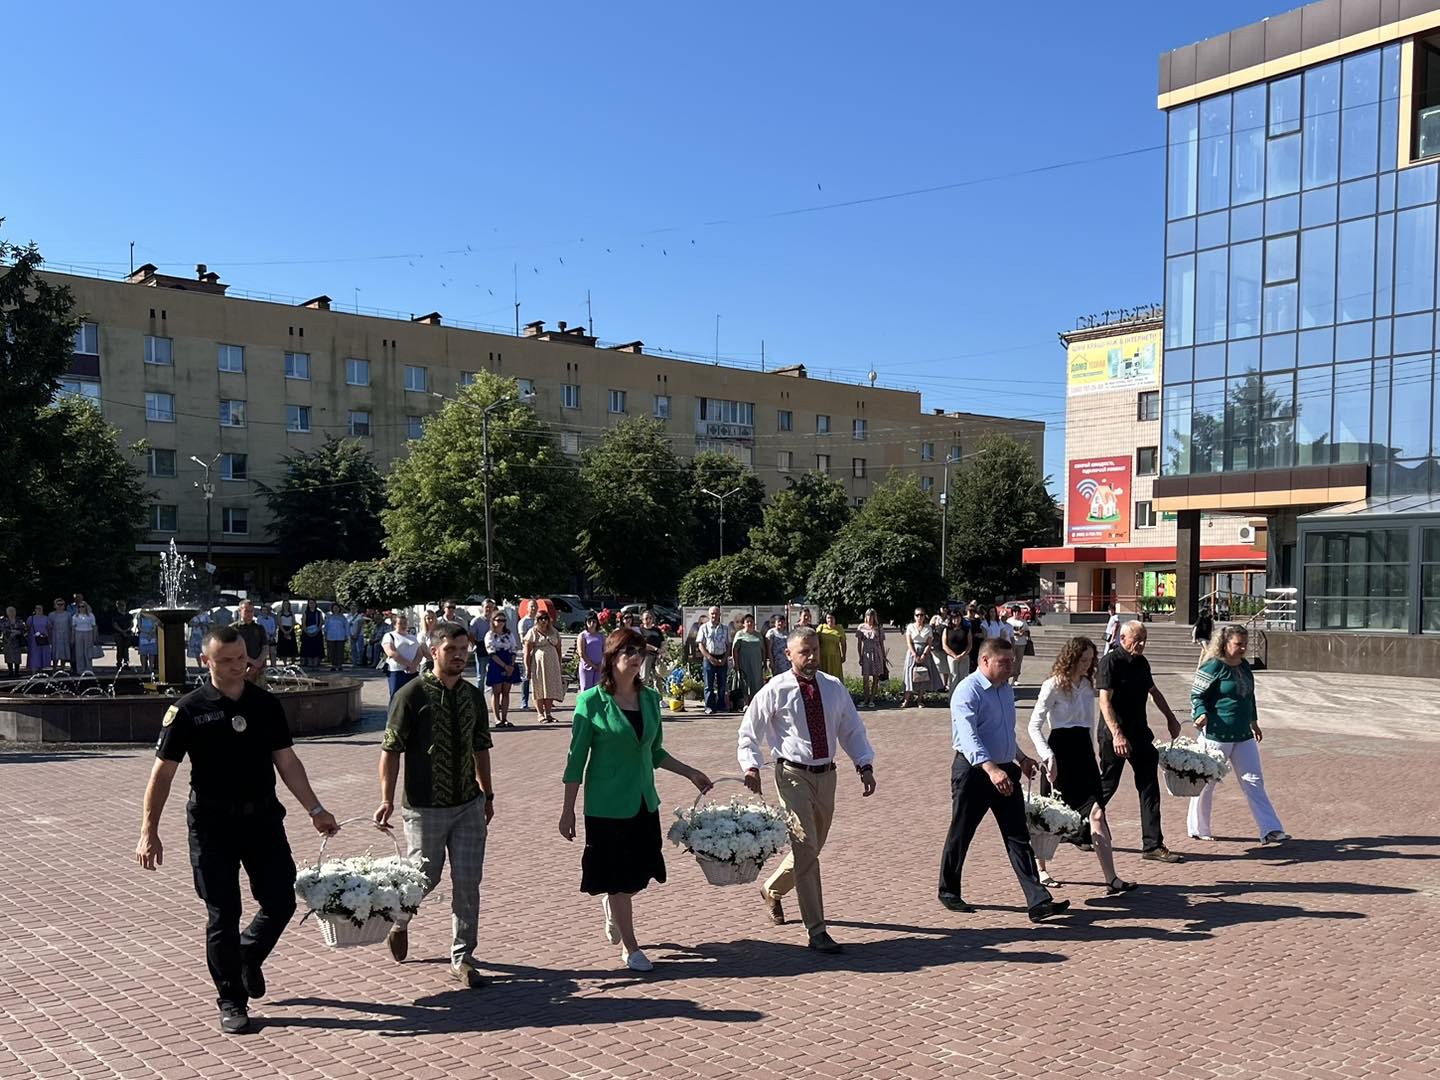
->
xmin=1158 ymin=736 xmax=1231 ymax=797
xmin=1024 ymin=790 xmax=1086 ymax=861
xmin=668 ymin=788 xmax=797 ymax=886
xmin=295 ymin=848 xmax=431 ymax=948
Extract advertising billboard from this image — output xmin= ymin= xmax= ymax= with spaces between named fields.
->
xmin=1066 ymin=328 xmax=1161 ymax=394
xmin=1066 ymin=457 xmax=1132 ymax=545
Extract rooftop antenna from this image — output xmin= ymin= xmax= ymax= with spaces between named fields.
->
xmin=868 ymin=369 xmax=878 ymax=387
xmin=714 ymin=314 xmax=721 ymax=365
xmin=513 ymin=263 xmax=520 ymax=336
xmin=761 ymin=338 xmax=766 ymax=373
xmin=587 ymin=289 xmax=593 ymax=336
xmin=129 ymin=241 xmax=135 ymax=277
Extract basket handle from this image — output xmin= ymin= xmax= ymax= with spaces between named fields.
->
xmin=317 ymin=816 xmax=404 ymax=863
xmin=1025 ymin=761 xmax=1066 ymax=804
xmin=692 ymin=773 xmax=772 ymax=812
xmin=1168 ymin=717 xmax=1197 ymax=751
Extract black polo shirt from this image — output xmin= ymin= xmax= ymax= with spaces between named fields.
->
xmin=155 ymin=680 xmax=293 ymax=804
xmin=1096 ymin=646 xmax=1154 ymax=733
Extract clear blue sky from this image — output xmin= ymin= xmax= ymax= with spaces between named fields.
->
xmin=3 ymin=1 xmax=1297 ymax=486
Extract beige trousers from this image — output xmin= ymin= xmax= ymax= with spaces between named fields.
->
xmin=764 ymin=761 xmax=837 ymax=936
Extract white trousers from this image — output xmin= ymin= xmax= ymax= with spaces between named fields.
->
xmin=1187 ymin=735 xmax=1283 ymax=840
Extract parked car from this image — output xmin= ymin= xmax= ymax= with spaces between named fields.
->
xmin=995 ymin=600 xmax=1035 ymax=622
xmin=620 ymin=602 xmax=682 ymax=629
xmin=548 ymin=594 xmax=594 ymax=632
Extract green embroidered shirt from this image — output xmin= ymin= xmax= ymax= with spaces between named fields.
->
xmin=382 ymin=671 xmax=493 ymax=808
xmin=1190 ymin=658 xmax=1257 ymax=743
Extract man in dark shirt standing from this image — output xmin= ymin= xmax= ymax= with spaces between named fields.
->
xmin=135 ymin=625 xmax=338 ymax=1034
xmin=639 ymin=609 xmax=665 ymax=689
xmin=1096 ymin=620 xmax=1184 ymax=864
xmin=233 ymin=600 xmax=268 ymax=684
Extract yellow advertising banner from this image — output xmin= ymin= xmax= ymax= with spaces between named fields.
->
xmin=1066 ymin=328 xmax=1162 ymax=394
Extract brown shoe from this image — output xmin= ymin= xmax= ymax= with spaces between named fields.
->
xmin=387 ymin=925 xmax=408 ymax=962
xmin=1142 ymin=846 xmax=1185 ymax=864
xmin=451 ymin=961 xmax=488 ymax=989
xmin=759 ymin=886 xmax=785 ymax=925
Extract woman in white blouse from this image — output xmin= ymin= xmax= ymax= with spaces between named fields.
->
xmin=900 ymin=607 xmax=944 ymax=708
xmin=1027 ymin=635 xmax=1136 ymax=895
xmin=381 ymin=613 xmax=426 ymax=698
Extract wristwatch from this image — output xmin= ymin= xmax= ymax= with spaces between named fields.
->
xmin=308 ymin=804 xmax=327 ymax=817
xmin=856 ymin=764 xmax=874 ymax=775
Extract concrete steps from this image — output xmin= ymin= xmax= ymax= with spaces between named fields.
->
xmin=1025 ymin=624 xmax=1202 ymax=672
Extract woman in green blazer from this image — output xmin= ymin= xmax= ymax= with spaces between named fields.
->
xmin=560 ymin=626 xmax=711 ymax=972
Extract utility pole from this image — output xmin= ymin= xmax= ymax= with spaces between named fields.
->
xmin=700 ymin=486 xmax=741 ymax=557
xmin=940 ymin=448 xmax=959 ymax=584
xmin=190 ymin=454 xmax=220 ymax=602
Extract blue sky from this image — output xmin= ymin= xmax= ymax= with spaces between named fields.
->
xmin=3 ymin=1 xmax=1298 ymax=485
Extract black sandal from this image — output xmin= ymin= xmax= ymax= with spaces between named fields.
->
xmin=1107 ymin=877 xmax=1138 ymax=895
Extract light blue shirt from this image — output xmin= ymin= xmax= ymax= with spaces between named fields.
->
xmin=951 ymin=669 xmax=1018 ymax=767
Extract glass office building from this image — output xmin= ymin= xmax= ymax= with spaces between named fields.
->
xmin=1155 ymin=2 xmax=1440 ymax=636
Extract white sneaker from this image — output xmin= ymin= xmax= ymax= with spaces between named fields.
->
xmin=622 ymin=948 xmax=653 ymax=972
xmin=601 ymin=896 xmax=620 ymax=945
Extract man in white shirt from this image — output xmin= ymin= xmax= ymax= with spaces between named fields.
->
xmin=696 ymin=606 xmax=732 ymax=715
xmin=737 ymin=626 xmax=877 ymax=954
xmin=1102 ymin=604 xmax=1121 ymax=655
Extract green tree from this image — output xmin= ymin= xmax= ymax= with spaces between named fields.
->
xmin=577 ymin=417 xmax=695 ymax=598
xmin=677 ymin=550 xmax=789 ymax=605
xmin=851 ymin=471 xmax=943 ymax=550
xmin=690 ymin=451 xmax=766 ymax=563
xmin=335 ymin=553 xmax=458 ymax=609
xmin=945 ymin=434 xmax=1060 ymax=602
xmin=745 ymin=470 xmax=852 ymax=596
xmin=382 ymin=372 xmax=578 ymax=597
xmin=257 ymin=437 xmax=385 ymax=577
xmin=806 ymin=529 xmax=948 ymax=623
xmin=287 ymin=559 xmax=351 ymax=601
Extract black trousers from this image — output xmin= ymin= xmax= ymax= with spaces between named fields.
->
xmin=938 ymin=757 xmax=1051 ymax=910
xmin=186 ymin=797 xmax=297 ymax=1010
xmin=1097 ymin=726 xmax=1164 ymax=852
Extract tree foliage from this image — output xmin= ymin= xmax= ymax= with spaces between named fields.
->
xmin=945 ymin=434 xmax=1060 ymax=602
xmin=335 ymin=553 xmax=459 ymax=609
xmin=690 ymin=451 xmax=766 ymax=562
xmin=577 ymin=417 xmax=694 ymax=599
xmin=807 ymin=529 xmax=949 ymax=624
xmin=745 ymin=470 xmax=852 ymax=597
xmin=257 ymin=437 xmax=385 ymax=577
xmin=677 ymin=550 xmax=789 ymax=606
xmin=287 ymin=559 xmax=351 ymax=601
xmin=851 ymin=471 xmax=943 ymax=552
xmin=382 ymin=372 xmax=578 ymax=596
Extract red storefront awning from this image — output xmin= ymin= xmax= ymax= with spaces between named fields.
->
xmin=1021 ymin=544 xmax=1262 ymax=566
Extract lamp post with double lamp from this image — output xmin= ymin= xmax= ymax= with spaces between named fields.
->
xmin=699 ymin=486 xmax=741 ymax=558
xmin=909 ymin=445 xmax=960 ymax=583
xmin=190 ymin=453 xmax=221 ymax=602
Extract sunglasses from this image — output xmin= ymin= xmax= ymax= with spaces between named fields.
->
xmin=618 ymin=645 xmax=643 ymax=658
xmin=537 ymin=614 xmax=551 ymax=620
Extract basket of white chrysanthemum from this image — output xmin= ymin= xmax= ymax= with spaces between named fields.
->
xmin=1158 ymin=735 xmax=1231 ymax=797
xmin=1024 ymin=774 xmax=1086 ymax=861
xmin=294 ymin=818 xmax=431 ymax=948
xmin=667 ymin=776 xmax=798 ymax=886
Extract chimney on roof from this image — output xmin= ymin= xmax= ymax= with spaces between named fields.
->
xmin=411 ymin=312 xmax=442 ymax=326
xmin=557 ymin=321 xmax=567 ymax=331
xmin=608 ymin=340 xmax=644 ymax=353
xmin=127 ymin=263 xmax=159 ymax=284
xmin=772 ymin=363 xmax=807 ymax=378
xmin=933 ymin=408 xmax=944 ymax=415
xmin=196 ymin=263 xmax=207 ymax=280
xmin=300 ymin=295 xmax=332 ymax=310
xmin=523 ymin=320 xmax=545 ymax=337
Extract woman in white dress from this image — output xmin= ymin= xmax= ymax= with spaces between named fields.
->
xmin=71 ymin=602 xmax=100 ymax=672
xmin=900 ymin=607 xmax=943 ymax=708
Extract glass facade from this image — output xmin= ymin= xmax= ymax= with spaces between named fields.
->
xmin=1163 ymin=44 xmax=1440 ymax=496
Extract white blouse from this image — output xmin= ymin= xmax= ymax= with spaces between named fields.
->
xmin=382 ymin=630 xmax=421 ymax=671
xmin=905 ymin=623 xmax=934 ymax=652
xmin=1028 ymin=676 xmax=1096 ymax=762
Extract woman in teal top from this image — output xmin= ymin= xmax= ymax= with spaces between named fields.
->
xmin=1187 ymin=625 xmax=1288 ymax=845
xmin=560 ymin=626 xmax=711 ymax=972
xmin=730 ymin=613 xmax=765 ymax=706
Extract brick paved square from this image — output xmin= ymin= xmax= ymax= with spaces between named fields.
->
xmin=1 ymin=668 xmax=1437 ymax=1079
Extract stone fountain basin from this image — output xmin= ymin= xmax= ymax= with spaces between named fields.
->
xmin=0 ymin=677 xmax=363 ymax=744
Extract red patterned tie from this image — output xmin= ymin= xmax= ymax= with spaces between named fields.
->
xmin=797 ymin=677 xmax=829 ymax=760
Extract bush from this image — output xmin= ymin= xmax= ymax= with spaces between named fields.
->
xmin=335 ymin=553 xmax=459 ymax=609
xmin=287 ymin=559 xmax=351 ymax=602
xmin=677 ymin=550 xmax=788 ymax=606
xmin=807 ymin=529 xmax=948 ymax=623
xmin=841 ymin=675 xmax=948 ymax=708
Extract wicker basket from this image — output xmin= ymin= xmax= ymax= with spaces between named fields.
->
xmin=305 ymin=817 xmax=408 ymax=949
xmin=695 ymin=854 xmax=762 ymax=886
xmin=1163 ymin=770 xmax=1210 ymax=798
xmin=1028 ymin=830 xmax=1061 ymax=861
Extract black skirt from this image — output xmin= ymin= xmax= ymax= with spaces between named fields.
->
xmin=1043 ymin=727 xmax=1102 ymax=816
xmin=581 ymin=804 xmax=666 ymax=896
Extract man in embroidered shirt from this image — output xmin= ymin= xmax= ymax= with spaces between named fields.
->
xmin=939 ymin=637 xmax=1069 ymax=922
xmin=737 ymin=626 xmax=877 ymax=954
xmin=696 ymin=606 xmax=732 ymax=715
xmin=375 ymin=622 xmax=495 ymax=988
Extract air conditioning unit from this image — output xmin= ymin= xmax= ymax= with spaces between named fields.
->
xmin=1238 ymin=524 xmax=1257 ymax=544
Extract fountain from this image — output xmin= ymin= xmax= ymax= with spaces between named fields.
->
xmin=142 ymin=539 xmax=198 ymax=689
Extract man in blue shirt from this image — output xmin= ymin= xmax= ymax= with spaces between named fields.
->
xmin=938 ymin=637 xmax=1069 ymax=922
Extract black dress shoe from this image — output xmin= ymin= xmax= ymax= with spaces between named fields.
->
xmin=219 ymin=1005 xmax=251 ymax=1034
xmin=807 ymin=931 xmax=844 ymax=954
xmin=938 ymin=895 xmax=976 ymax=913
xmin=239 ymin=950 xmax=265 ymax=999
xmin=1028 ymin=899 xmax=1072 ymax=923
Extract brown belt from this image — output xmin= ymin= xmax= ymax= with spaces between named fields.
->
xmin=778 ymin=758 xmax=836 ymax=774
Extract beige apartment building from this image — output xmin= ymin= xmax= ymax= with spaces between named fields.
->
xmin=49 ymin=264 xmax=1043 ymax=594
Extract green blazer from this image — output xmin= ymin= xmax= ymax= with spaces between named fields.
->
xmin=562 ymin=685 xmax=669 ymax=818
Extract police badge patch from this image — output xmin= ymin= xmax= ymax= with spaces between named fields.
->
xmin=162 ymin=706 xmax=179 ymax=727
xmin=232 ymin=715 xmax=247 ymax=733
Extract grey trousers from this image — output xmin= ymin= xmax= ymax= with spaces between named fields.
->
xmin=401 ymin=796 xmax=488 ymax=967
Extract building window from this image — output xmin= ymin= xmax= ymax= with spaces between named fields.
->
xmin=653 ymin=394 xmax=670 ymax=419
xmin=348 ymin=411 xmax=371 ymax=437
xmin=561 ymin=431 xmax=580 ymax=455
xmin=151 ymin=504 xmax=178 ymax=532
xmin=816 ymin=414 xmax=831 ymax=434
xmin=1135 ymin=500 xmax=1158 ymax=528
xmin=286 ymin=404 xmax=310 ymax=432
xmin=778 ymin=409 xmax=793 ymax=432
xmin=853 ymin=497 xmax=866 ymax=509
xmin=921 ymin=475 xmax=934 ymax=493
xmin=608 ymin=389 xmax=627 ymax=414
xmin=218 ymin=344 xmax=244 ymax=373
xmin=148 ymin=448 xmax=176 ymax=477
xmin=1304 ymin=529 xmax=1412 ymax=631
xmin=921 ymin=441 xmax=935 ymax=462
xmin=404 ymin=365 xmax=428 ymax=392
xmin=695 ymin=438 xmax=755 ymax=467
xmin=1413 ymin=39 xmax=1440 ymax=161
xmin=58 ymin=379 xmax=101 ymax=407
xmin=144 ymin=336 xmax=173 ymax=366
xmin=219 ymin=398 xmax=245 ymax=427
xmin=852 ymin=458 xmax=866 ymax=479
xmin=1136 ymin=446 xmax=1159 ymax=476
xmin=407 ymin=415 xmax=424 ymax=440
xmin=1423 ymin=529 xmax=1440 ymax=633
xmin=146 ymin=392 xmax=176 ymax=422
xmin=221 ymin=453 xmax=247 ymax=481
xmin=777 ymin=450 xmax=793 ymax=473
xmin=696 ymin=397 xmax=754 ymax=426
xmin=562 ymin=383 xmax=580 ymax=409
xmin=73 ymin=322 xmax=99 ymax=355
xmin=816 ymin=453 xmax=830 ymax=473
xmin=221 ymin=507 xmax=249 ymax=535
xmin=460 ymin=371 xmax=479 ymax=386
xmin=517 ymin=378 xmax=535 ymax=398
xmin=1138 ymin=390 xmax=1160 ymax=422
xmin=346 ymin=357 xmax=370 ymax=386
xmin=284 ymin=351 xmax=311 ymax=380
xmin=853 ymin=418 xmax=867 ymax=441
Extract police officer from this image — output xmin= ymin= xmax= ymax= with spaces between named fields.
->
xmin=135 ymin=624 xmax=338 ymax=1034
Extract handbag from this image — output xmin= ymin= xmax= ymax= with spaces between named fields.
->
xmin=34 ymin=633 xmax=50 ymax=647
xmin=1023 ymin=636 xmax=1035 ymax=657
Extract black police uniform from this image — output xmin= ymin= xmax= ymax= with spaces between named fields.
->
xmin=155 ymin=680 xmax=297 ymax=1010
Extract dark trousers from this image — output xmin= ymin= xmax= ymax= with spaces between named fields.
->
xmin=1097 ymin=726 xmax=1165 ymax=852
xmin=938 ymin=757 xmax=1051 ymax=910
xmin=703 ymin=658 xmax=726 ymax=711
xmin=186 ymin=797 xmax=297 ymax=1010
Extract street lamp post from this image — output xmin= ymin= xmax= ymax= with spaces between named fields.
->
xmin=699 ymin=486 xmax=742 ymax=558
xmin=472 ymin=391 xmax=534 ymax=598
xmin=940 ymin=448 xmax=959 ymax=583
xmin=190 ymin=453 xmax=220 ymax=602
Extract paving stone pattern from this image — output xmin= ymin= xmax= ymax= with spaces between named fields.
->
xmin=1 ymin=668 xmax=1437 ymax=1079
